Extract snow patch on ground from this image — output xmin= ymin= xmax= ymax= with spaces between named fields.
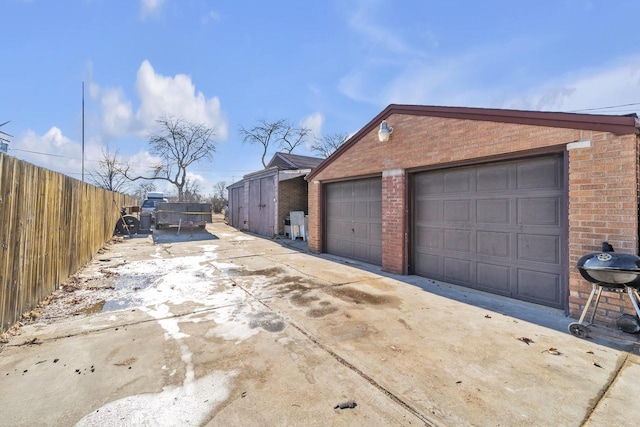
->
xmin=75 ymin=370 xmax=238 ymax=427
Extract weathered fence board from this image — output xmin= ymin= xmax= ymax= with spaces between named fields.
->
xmin=0 ymin=154 xmax=135 ymax=332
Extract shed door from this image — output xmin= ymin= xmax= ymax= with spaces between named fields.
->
xmin=248 ymin=176 xmax=276 ymax=237
xmin=229 ymin=186 xmax=244 ymax=229
xmin=325 ymin=177 xmax=382 ymax=265
xmin=412 ymin=155 xmax=565 ymax=308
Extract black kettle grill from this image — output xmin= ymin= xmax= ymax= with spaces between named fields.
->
xmin=570 ymin=242 xmax=640 ymax=338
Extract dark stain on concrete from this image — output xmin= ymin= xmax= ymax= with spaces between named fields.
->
xmin=290 ymin=293 xmax=320 ymax=307
xmin=307 ymin=306 xmax=339 ymax=318
xmin=326 ymin=286 xmax=399 ymax=306
xmin=398 ymin=318 xmax=412 ymax=330
xmin=228 ymin=267 xmax=286 ymax=277
xmin=249 ymin=312 xmax=286 ymax=333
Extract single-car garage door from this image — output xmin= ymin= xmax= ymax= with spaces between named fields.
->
xmin=326 ymin=177 xmax=382 ymax=265
xmin=412 ymin=155 xmax=565 ymax=308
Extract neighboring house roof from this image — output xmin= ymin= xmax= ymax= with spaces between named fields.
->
xmin=227 ymin=152 xmax=323 ymax=190
xmin=306 ymin=104 xmax=640 ymax=181
xmin=266 ymin=152 xmax=323 ymax=170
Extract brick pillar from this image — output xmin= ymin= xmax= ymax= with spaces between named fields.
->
xmin=307 ymin=179 xmax=321 ymax=254
xmin=382 ymin=169 xmax=406 ymax=274
xmin=567 ymin=134 xmax=640 ymax=322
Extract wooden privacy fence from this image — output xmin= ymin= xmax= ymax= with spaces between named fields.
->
xmin=0 ymin=154 xmax=136 ymax=332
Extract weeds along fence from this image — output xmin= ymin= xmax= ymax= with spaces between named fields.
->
xmin=0 ymin=154 xmax=136 ymax=332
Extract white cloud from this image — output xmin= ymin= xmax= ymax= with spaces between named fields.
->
xmin=134 ymin=60 xmax=228 ymax=140
xmin=340 ymin=1 xmax=640 ymax=117
xmin=301 ymin=112 xmax=324 ymax=138
xmin=11 ymin=58 xmax=228 ymax=194
xmin=86 ymin=60 xmax=227 ymax=142
xmin=347 ymin=0 xmax=424 ymax=58
xmin=502 ymin=56 xmax=640 ymax=114
xmin=202 ymin=10 xmax=221 ymax=24
xmin=12 ymin=127 xmax=103 ymax=179
xmin=140 ymin=0 xmax=165 ymax=20
xmin=98 ymin=87 xmax=134 ymax=137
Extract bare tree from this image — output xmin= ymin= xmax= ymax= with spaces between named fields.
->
xmin=238 ymin=119 xmax=286 ymax=168
xmin=89 ymin=146 xmax=130 ymax=192
xmin=213 ymin=181 xmax=227 ymax=199
xmin=310 ymin=132 xmax=349 ymax=158
xmin=132 ymin=182 xmax=157 ymax=202
xmin=280 ymin=123 xmax=312 ymax=154
xmin=125 ymin=116 xmax=217 ymax=201
xmin=210 ymin=181 xmax=227 ymax=214
xmin=182 ymin=178 xmax=203 ymax=202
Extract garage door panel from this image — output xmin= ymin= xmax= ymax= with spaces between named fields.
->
xmin=477 ymin=199 xmax=509 ymax=224
xmin=353 ymin=222 xmax=370 ymax=239
xmin=517 ymin=158 xmax=560 ymax=189
xmin=325 ymin=177 xmax=382 ymax=266
xmin=443 ymin=229 xmax=472 ymax=253
xmin=370 ymin=201 xmax=382 ymax=219
xmin=477 ymin=166 xmax=510 ymax=191
xmin=517 ymin=234 xmax=560 ymax=264
xmin=370 ymin=182 xmax=382 ymax=198
xmin=328 ymin=183 xmax=353 ymax=200
xmin=444 ymin=200 xmax=471 ymax=222
xmin=477 ymin=263 xmax=511 ymax=292
xmin=370 ymin=223 xmax=382 ymax=240
xmin=328 ymin=202 xmax=341 ymax=216
xmin=339 ymin=202 xmax=354 ymax=217
xmin=354 ymin=180 xmax=370 ymax=196
xmin=444 ymin=169 xmax=472 ymax=192
xmin=477 ymin=231 xmax=510 ymax=257
xmin=417 ymin=227 xmax=443 ymax=249
xmin=415 ymin=253 xmax=441 ymax=278
xmin=417 ymin=200 xmax=442 ymax=222
xmin=444 ymin=257 xmax=472 ymax=283
xmin=354 ymin=201 xmax=369 ymax=218
xmin=369 ymin=246 xmax=382 ymax=265
xmin=413 ymin=155 xmax=565 ymax=309
xmin=415 ymin=173 xmax=443 ymax=195
xmin=517 ymin=197 xmax=560 ymax=226
xmin=516 ymin=269 xmax=560 ymax=305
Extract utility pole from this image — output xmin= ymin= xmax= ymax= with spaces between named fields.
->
xmin=82 ymin=81 xmax=85 ymax=182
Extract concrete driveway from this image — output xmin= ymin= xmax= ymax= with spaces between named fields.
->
xmin=1 ymin=218 xmax=639 ymax=426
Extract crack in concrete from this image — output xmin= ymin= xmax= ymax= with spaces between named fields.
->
xmin=581 ymin=353 xmax=629 ymax=426
xmin=228 ymin=275 xmax=435 ymax=426
xmin=6 ymin=302 xmax=244 ymax=347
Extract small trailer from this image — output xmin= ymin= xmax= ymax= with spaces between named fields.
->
xmin=155 ymin=202 xmax=212 ymax=230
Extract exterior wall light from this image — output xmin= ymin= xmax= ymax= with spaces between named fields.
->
xmin=378 ymin=120 xmax=393 ymax=142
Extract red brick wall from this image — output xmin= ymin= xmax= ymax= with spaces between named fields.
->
xmin=308 ymin=113 xmax=639 ymax=324
xmin=567 ymin=133 xmax=639 ymax=322
xmin=277 ymin=177 xmax=308 ymax=235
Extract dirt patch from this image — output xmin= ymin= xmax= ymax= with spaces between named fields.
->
xmin=325 ymin=286 xmax=400 ymax=307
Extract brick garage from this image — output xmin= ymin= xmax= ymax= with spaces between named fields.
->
xmin=306 ymin=104 xmax=639 ymax=325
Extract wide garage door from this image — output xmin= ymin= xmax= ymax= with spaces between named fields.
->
xmin=413 ymin=155 xmax=565 ymax=308
xmin=326 ymin=177 xmax=382 ymax=265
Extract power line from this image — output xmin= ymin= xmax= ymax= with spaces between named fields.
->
xmin=9 ymin=147 xmax=83 ymax=159
xmin=567 ymin=102 xmax=640 ymax=113
xmin=8 ymin=147 xmax=254 ymax=174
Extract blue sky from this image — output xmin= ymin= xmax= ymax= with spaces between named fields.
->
xmin=3 ymin=0 xmax=640 ymax=196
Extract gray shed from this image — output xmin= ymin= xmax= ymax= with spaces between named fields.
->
xmin=227 ymin=152 xmax=322 ymax=237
